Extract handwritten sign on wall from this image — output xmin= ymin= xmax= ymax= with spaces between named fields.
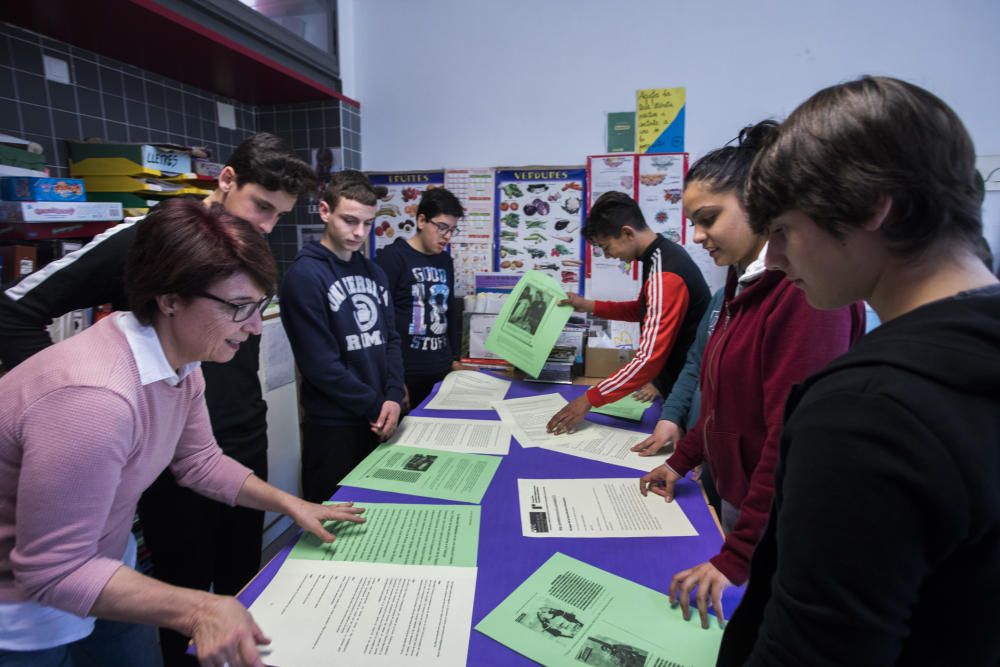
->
xmin=636 ymin=87 xmax=686 ymax=153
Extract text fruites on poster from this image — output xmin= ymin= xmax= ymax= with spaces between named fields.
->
xmin=493 ymin=168 xmax=587 ymax=293
xmin=367 ymin=171 xmax=446 ymax=257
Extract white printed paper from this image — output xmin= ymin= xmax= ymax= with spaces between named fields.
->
xmin=387 ymin=416 xmax=511 ymax=455
xmin=423 ymin=370 xmax=511 ymax=411
xmin=492 ymin=393 xmax=597 ymax=448
xmin=518 ymin=478 xmax=697 ymax=538
xmin=538 ymin=422 xmax=666 ymax=471
xmin=249 ymin=559 xmax=476 ymax=667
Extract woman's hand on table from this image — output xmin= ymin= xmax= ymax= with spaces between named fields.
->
xmin=668 ymin=561 xmax=733 ymax=629
xmin=547 ymin=393 xmax=592 ymax=434
xmin=632 ymin=383 xmax=661 ymax=402
xmin=638 ymin=463 xmax=682 ymax=501
xmin=288 ymin=500 xmax=366 ymax=543
xmin=190 ymin=594 xmax=270 ymax=667
xmin=631 ymin=420 xmax=683 ymax=456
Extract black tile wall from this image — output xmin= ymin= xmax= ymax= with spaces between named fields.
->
xmin=1 ymin=21 xmax=361 ymax=281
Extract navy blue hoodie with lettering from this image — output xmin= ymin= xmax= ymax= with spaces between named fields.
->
xmin=280 ymin=240 xmax=405 ymax=426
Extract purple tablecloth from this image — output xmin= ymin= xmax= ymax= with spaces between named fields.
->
xmin=239 ymin=375 xmax=742 ymax=665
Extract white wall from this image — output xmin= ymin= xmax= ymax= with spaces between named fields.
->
xmin=341 ymin=0 xmax=1000 ymax=259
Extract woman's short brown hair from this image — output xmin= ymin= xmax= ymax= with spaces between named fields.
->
xmin=746 ymin=76 xmax=982 ymax=257
xmin=125 ymin=197 xmax=277 ymax=324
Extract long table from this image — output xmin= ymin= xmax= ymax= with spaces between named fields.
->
xmin=239 ymin=375 xmax=743 ymax=665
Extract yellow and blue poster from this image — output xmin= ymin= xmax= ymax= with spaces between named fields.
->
xmin=636 ymin=87 xmax=685 ymax=153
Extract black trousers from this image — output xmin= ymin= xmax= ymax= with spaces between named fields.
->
xmin=301 ymin=422 xmax=379 ymax=503
xmin=404 ymin=370 xmax=448 ymax=411
xmin=137 ymin=449 xmax=267 ymax=667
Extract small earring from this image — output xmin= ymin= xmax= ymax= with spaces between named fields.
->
xmin=168 ymin=312 xmax=175 ymax=318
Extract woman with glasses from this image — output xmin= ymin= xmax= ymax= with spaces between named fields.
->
xmin=0 ymin=198 xmax=365 ymax=667
xmin=376 ymin=187 xmax=466 ymax=409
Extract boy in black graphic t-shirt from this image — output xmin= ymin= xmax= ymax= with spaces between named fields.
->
xmin=281 ymin=171 xmax=405 ymax=502
xmin=376 ymin=187 xmax=464 ymax=409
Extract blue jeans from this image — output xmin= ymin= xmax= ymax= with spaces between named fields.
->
xmin=0 ymin=619 xmax=162 ymax=667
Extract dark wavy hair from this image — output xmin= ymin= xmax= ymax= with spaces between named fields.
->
xmin=583 ymin=191 xmax=647 ymax=240
xmin=126 ymin=198 xmax=277 ymax=325
xmin=417 ymin=187 xmax=464 ymax=220
xmin=745 ymin=76 xmax=982 ymax=257
xmin=687 ymin=120 xmax=778 ymax=196
xmin=227 ymin=132 xmax=318 ymax=197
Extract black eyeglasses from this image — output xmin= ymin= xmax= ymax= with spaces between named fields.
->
xmin=194 ymin=292 xmax=274 ymax=322
xmin=427 ymin=219 xmax=461 ymax=237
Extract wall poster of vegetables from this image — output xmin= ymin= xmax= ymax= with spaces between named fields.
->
xmin=367 ymin=171 xmax=446 ymax=257
xmin=493 ymin=167 xmax=587 ymax=293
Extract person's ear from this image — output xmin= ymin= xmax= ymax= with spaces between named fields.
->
xmin=217 ymin=166 xmax=237 ymax=194
xmin=416 ymin=214 xmax=426 ymax=232
xmin=865 ymin=195 xmax=893 ymax=232
xmin=156 ymin=293 xmax=180 ymax=319
xmin=318 ymin=199 xmax=331 ymax=222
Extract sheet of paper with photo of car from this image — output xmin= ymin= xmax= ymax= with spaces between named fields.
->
xmin=339 ymin=444 xmax=502 ymax=504
xmin=475 ymin=552 xmax=723 ymax=667
xmin=484 ymin=270 xmax=574 ymax=378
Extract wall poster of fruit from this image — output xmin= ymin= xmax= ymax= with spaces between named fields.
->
xmin=493 ymin=167 xmax=587 ymax=294
xmin=367 ymin=171 xmax=446 ymax=257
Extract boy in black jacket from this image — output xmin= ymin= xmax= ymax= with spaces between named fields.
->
xmin=281 ymin=171 xmax=405 ymax=503
xmin=718 ymin=77 xmax=1000 ymax=666
xmin=376 ymin=187 xmax=464 ymax=409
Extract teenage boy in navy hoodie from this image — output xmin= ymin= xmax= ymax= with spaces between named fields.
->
xmin=281 ymin=171 xmax=405 ymax=502
xmin=376 ymin=187 xmax=464 ymax=409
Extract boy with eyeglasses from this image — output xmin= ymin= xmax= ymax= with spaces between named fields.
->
xmin=281 ymin=171 xmax=405 ymax=503
xmin=0 ymin=133 xmax=317 ymax=666
xmin=376 ymin=187 xmax=465 ymax=409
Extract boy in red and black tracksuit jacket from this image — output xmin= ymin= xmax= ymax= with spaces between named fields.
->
xmin=547 ymin=191 xmax=709 ymax=434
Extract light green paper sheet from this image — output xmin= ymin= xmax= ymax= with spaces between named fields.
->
xmin=339 ymin=444 xmax=502 ymax=504
xmin=591 ymin=393 xmax=652 ymax=421
xmin=289 ymin=502 xmax=480 ymax=567
xmin=484 ymin=271 xmax=574 ymax=378
xmin=475 ymin=552 xmax=723 ymax=667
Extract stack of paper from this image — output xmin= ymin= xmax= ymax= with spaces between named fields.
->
xmin=591 ymin=393 xmax=653 ymax=421
xmin=484 ymin=271 xmax=574 ymax=377
xmin=250 ymin=502 xmax=480 ymax=666
xmin=423 ymin=370 xmax=511 ymax=411
xmin=339 ymin=444 xmax=502 ymax=503
xmin=386 ymin=416 xmax=512 ymax=455
xmin=476 ymin=553 xmax=723 ymax=666
xmin=517 ymin=479 xmax=696 ymax=538
xmin=493 ymin=394 xmax=664 ymax=471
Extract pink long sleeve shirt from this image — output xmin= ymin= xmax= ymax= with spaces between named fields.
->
xmin=0 ymin=315 xmax=252 ymax=618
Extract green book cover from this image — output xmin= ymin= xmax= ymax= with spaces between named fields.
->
xmin=606 ymin=112 xmax=636 ymax=153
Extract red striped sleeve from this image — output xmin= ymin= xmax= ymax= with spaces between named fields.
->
xmin=593 ymin=298 xmax=642 ymax=322
xmin=587 ymin=265 xmax=690 ymax=407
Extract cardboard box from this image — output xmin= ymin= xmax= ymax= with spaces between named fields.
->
xmin=0 ymin=201 xmax=122 ymax=222
xmin=0 ymin=244 xmax=37 ymax=282
xmin=1 ymin=177 xmax=86 ymax=202
xmin=584 ymin=346 xmax=636 ymax=378
xmin=68 ymin=142 xmax=192 ymax=177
